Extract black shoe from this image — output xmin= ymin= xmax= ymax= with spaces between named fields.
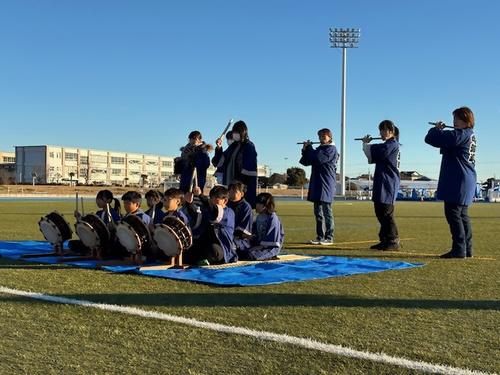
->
xmin=379 ymin=239 xmax=400 ymax=251
xmin=440 ymin=250 xmax=466 ymax=259
xmin=466 ymin=252 xmax=473 ymax=258
xmin=370 ymin=242 xmax=384 ymax=250
xmin=380 ymin=243 xmax=400 ymax=251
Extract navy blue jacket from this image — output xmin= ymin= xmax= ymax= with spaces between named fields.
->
xmin=368 ymin=138 xmax=400 ymax=205
xmin=299 ymin=142 xmax=338 ymax=203
xmin=425 ymin=127 xmax=477 ymax=206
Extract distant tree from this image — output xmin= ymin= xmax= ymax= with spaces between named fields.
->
xmin=285 ymin=167 xmax=308 ymax=187
xmin=269 ymin=173 xmax=286 ymax=186
xmin=0 ymin=168 xmax=9 ymax=185
xmin=258 ymin=177 xmax=270 ymax=187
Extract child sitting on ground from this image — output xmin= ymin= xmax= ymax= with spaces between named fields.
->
xmin=237 ymin=192 xmax=284 ymax=261
xmin=182 ymin=185 xmax=237 ymax=266
xmin=144 ymin=189 xmax=165 ymax=225
xmin=227 ymin=181 xmax=254 ymax=252
xmin=146 ymin=187 xmax=191 ymax=263
xmin=68 ymin=189 xmax=121 ymax=256
xmin=110 ymin=191 xmax=151 ymax=259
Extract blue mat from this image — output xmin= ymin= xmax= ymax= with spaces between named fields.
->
xmin=0 ymin=241 xmax=425 ymax=286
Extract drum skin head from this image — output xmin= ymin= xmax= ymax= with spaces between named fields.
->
xmin=75 ymin=221 xmax=100 ymax=248
xmin=38 ymin=211 xmax=72 ymax=245
xmin=116 ymin=223 xmax=142 ymax=253
xmin=154 ymin=225 xmax=182 ymax=256
xmin=39 ymin=218 xmax=63 ymax=245
xmin=75 ymin=214 xmax=110 ymax=249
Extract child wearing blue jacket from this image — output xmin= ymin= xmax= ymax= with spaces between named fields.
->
xmin=237 ymin=193 xmax=285 ymax=261
xmin=183 ymin=185 xmax=237 ymax=265
xmin=299 ymin=128 xmax=338 ymax=245
xmin=425 ymin=107 xmax=477 ymax=258
xmin=362 ymin=120 xmax=401 ymax=251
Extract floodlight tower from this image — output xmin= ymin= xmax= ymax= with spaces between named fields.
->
xmin=329 ymin=27 xmax=360 ymax=196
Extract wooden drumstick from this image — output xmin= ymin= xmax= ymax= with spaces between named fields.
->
xmin=106 ymin=202 xmax=112 ymax=223
xmin=220 ymin=118 xmax=233 ymax=140
xmin=189 ymin=168 xmax=198 ymax=192
xmin=75 ymin=192 xmax=79 ymax=211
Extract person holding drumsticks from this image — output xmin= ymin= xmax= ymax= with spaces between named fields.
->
xmin=183 ymin=185 xmax=237 ymax=266
xmin=299 ymin=128 xmax=338 ymax=246
xmin=68 ymin=189 xmax=121 ymax=255
xmin=212 ymin=120 xmax=258 ymax=208
xmin=425 ymin=107 xmax=477 ymax=258
xmin=361 ymin=120 xmax=401 ymax=251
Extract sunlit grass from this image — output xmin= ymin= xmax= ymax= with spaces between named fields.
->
xmin=0 ymin=199 xmax=499 ymax=374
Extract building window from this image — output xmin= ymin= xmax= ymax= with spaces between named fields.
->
xmin=111 ymin=169 xmax=124 ymax=176
xmin=111 ymin=157 xmax=125 ymax=164
xmin=146 ymin=160 xmax=158 ymax=166
xmin=2 ymin=157 xmax=15 ymax=163
xmin=65 ymin=152 xmax=78 ymax=161
xmin=162 ymin=161 xmax=173 ymax=167
xmin=129 ymin=159 xmax=141 ymax=165
xmin=49 ymin=152 xmax=55 ymax=158
xmin=80 ymin=156 xmax=88 ymax=164
xmin=91 ymin=155 xmax=107 ymax=163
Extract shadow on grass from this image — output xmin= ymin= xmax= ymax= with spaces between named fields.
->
xmin=1 ymin=291 xmax=499 ymax=311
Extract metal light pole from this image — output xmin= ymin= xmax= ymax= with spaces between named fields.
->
xmin=329 ymin=27 xmax=360 ymax=196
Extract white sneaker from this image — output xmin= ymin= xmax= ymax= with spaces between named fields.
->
xmin=320 ymin=239 xmax=334 ymax=245
xmin=309 ymin=238 xmax=321 ymax=245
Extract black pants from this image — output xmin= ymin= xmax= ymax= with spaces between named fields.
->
xmin=374 ymin=202 xmax=398 ymax=243
xmin=444 ymin=202 xmax=472 ymax=256
xmin=183 ymin=242 xmax=225 ymax=265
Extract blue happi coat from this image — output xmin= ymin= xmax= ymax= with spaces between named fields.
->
xmin=299 ymin=142 xmax=338 ymax=203
xmin=425 ymin=127 xmax=477 ymax=206
xmin=367 ymin=137 xmax=400 ymax=205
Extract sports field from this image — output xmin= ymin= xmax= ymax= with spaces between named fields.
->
xmin=0 ymin=199 xmax=498 ymax=374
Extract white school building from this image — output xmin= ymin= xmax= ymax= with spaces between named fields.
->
xmin=13 ymin=145 xmax=269 ymax=186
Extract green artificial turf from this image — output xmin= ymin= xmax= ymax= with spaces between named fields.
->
xmin=0 ymin=199 xmax=499 ymax=374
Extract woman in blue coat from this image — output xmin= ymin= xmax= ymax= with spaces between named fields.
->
xmin=299 ymin=128 xmax=338 ymax=245
xmin=212 ymin=121 xmax=258 ymax=207
xmin=362 ymin=120 xmax=401 ymax=251
xmin=425 ymin=107 xmax=477 ymax=258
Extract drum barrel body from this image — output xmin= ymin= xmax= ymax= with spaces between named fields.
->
xmin=39 ymin=211 xmax=73 ymax=245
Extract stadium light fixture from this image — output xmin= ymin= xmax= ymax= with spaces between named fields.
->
xmin=329 ymin=27 xmax=361 ymax=196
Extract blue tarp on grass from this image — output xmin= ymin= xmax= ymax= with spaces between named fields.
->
xmin=0 ymin=241 xmax=425 ymax=286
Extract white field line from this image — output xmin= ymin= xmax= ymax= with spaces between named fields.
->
xmin=0 ymin=286 xmax=494 ymax=375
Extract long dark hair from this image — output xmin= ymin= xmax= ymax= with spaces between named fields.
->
xmin=379 ymin=120 xmax=400 ymax=142
xmin=232 ymin=121 xmax=249 ymax=142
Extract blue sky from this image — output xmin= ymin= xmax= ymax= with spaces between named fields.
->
xmin=1 ymin=1 xmax=499 ymax=182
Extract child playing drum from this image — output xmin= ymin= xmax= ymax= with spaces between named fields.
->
xmin=68 ymin=189 xmax=121 ymax=255
xmin=182 ymin=185 xmax=237 ymax=266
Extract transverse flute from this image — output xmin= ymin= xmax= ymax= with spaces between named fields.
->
xmin=428 ymin=122 xmax=456 ymax=129
xmin=354 ymin=137 xmax=383 ymax=141
xmin=296 ymin=141 xmax=322 ymax=145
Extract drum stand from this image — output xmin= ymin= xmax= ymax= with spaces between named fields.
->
xmin=96 ymin=249 xmax=143 ymax=268
xmin=57 ymin=245 xmax=104 ymax=263
xmin=139 ymin=251 xmax=189 ymax=271
xmin=20 ymin=242 xmax=65 ymax=258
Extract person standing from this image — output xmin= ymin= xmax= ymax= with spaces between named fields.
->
xmin=175 ymin=131 xmax=212 ymax=194
xmin=299 ymin=128 xmax=338 ymax=245
xmin=362 ymin=120 xmax=401 ymax=251
xmin=425 ymin=107 xmax=477 ymax=258
xmin=212 ymin=121 xmax=258 ymax=207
